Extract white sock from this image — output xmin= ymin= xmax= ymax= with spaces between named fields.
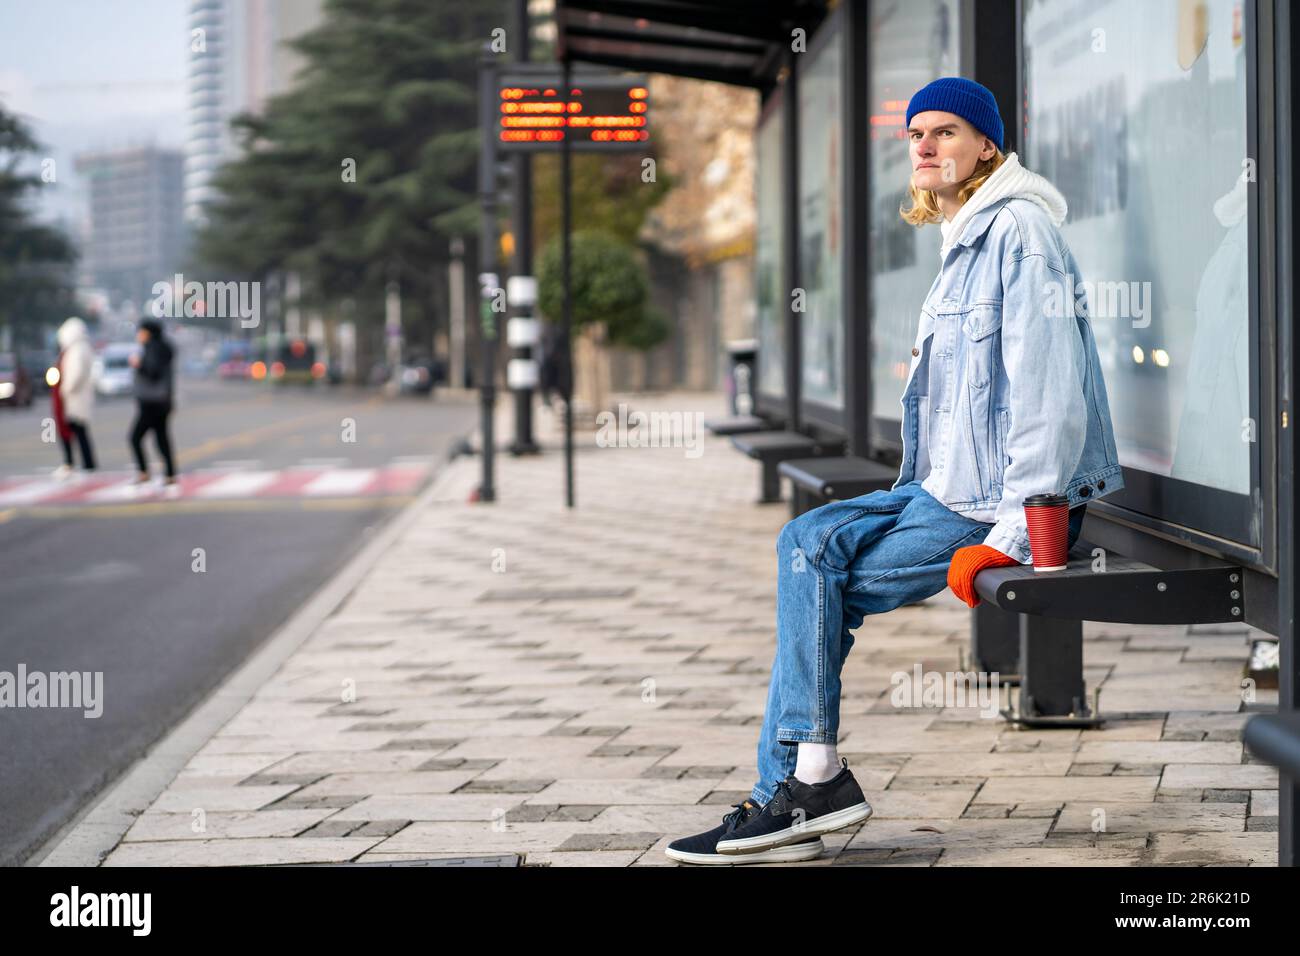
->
xmin=793 ymin=742 xmax=840 ymax=785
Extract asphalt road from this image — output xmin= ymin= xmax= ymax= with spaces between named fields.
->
xmin=0 ymin=378 xmax=478 ymax=865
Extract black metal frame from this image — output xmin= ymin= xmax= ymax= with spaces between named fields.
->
xmin=556 ymin=0 xmax=829 ymax=88
xmin=1270 ymin=0 xmax=1299 ymax=870
xmin=842 ymin=0 xmax=872 ymax=457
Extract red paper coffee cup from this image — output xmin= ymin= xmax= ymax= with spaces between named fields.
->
xmin=1024 ymin=493 xmax=1069 ymax=572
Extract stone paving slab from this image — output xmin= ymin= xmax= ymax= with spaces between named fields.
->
xmin=103 ymin=837 xmax=384 ymax=867
xmin=89 ymin=392 xmax=1282 ymax=867
xmin=1159 ymin=764 xmax=1279 ymax=790
xmin=935 ymin=847 xmax=1144 ymax=866
xmin=1054 ymin=802 xmax=1247 ymax=833
xmin=122 ymin=809 xmax=338 ymax=842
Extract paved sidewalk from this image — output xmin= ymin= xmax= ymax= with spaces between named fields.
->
xmin=77 ymin=391 xmax=1278 ymax=866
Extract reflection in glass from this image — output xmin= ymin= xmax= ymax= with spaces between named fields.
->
xmin=1023 ymin=0 xmax=1251 ymax=495
xmin=755 ymin=98 xmax=785 ymax=401
xmin=868 ymin=0 xmax=961 ymax=424
xmin=798 ymin=26 xmax=844 ymax=410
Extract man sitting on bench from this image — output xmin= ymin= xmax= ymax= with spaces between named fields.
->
xmin=666 ymin=77 xmax=1125 ymax=865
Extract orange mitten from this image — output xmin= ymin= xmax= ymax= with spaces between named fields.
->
xmin=947 ymin=544 xmax=1019 ymax=608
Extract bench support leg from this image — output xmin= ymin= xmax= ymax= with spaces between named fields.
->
xmin=790 ymin=486 xmax=818 ymax=518
xmin=971 ymin=603 xmax=1021 ymax=683
xmin=759 ymin=461 xmax=781 ymax=504
xmin=1002 ymin=616 xmax=1103 ymax=728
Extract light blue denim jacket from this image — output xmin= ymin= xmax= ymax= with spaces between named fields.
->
xmin=891 ymin=195 xmax=1126 ymax=564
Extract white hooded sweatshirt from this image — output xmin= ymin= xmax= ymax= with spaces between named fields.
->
xmin=938 ymin=151 xmax=1069 ymax=258
xmin=56 ymin=316 xmax=95 ymax=423
xmin=913 ymin=151 xmax=1072 ymax=491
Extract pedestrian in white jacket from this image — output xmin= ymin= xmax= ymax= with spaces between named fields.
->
xmin=53 ymin=316 xmax=98 ymax=476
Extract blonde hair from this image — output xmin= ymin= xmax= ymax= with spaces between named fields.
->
xmin=899 ymin=148 xmax=1006 ymax=226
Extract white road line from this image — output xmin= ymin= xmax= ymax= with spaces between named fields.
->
xmin=0 ymin=479 xmax=67 ymax=506
xmin=194 ymin=471 xmax=280 ymax=498
xmin=301 ymin=468 xmax=377 ymax=496
xmin=84 ymin=479 xmax=153 ymax=503
xmin=294 ymin=457 xmax=350 ymax=468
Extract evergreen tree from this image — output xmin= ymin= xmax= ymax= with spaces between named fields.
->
xmin=196 ymin=0 xmax=508 ymax=342
xmin=0 ymin=106 xmax=78 ymax=347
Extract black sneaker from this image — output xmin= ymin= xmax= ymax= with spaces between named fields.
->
xmin=664 ymin=798 xmax=826 ymax=865
xmin=715 ymin=758 xmax=873 ymax=855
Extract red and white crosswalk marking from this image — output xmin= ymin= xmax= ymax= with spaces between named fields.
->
xmin=300 ymin=468 xmax=377 ymax=497
xmin=192 ymin=470 xmax=281 ymax=498
xmin=0 ymin=460 xmax=431 ymax=508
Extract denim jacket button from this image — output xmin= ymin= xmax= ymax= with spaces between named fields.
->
xmin=1080 ymin=485 xmax=1092 ymax=496
xmin=911 ymin=347 xmax=920 ymax=356
xmin=1097 ymin=479 xmax=1105 ymax=490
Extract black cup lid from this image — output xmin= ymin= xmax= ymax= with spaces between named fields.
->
xmin=1024 ymin=493 xmax=1067 ymax=507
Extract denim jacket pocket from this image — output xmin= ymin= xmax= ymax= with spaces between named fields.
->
xmin=994 ymin=407 xmax=1010 ymax=496
xmin=959 ymin=303 xmax=1002 ymax=390
xmin=916 ymin=392 xmax=930 ymax=478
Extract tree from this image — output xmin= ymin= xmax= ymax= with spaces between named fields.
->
xmin=0 ymin=106 xmax=77 ymax=347
xmin=194 ymin=0 xmax=508 ymax=352
xmin=530 ymin=151 xmax=673 ymax=252
xmin=536 ymin=230 xmax=668 ymax=346
xmin=536 ymin=229 xmax=668 ymax=416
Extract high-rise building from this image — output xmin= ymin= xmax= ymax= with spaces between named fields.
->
xmin=185 ymin=0 xmax=324 ymax=225
xmin=74 ymin=147 xmax=187 ymax=306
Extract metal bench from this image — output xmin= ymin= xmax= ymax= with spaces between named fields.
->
xmin=971 ymin=537 xmax=1248 ymax=728
xmin=729 ymin=431 xmax=846 ymax=503
xmin=777 ymin=455 xmax=900 ymax=517
xmin=704 ymin=413 xmax=781 ymax=437
xmin=1244 ymin=713 xmax=1300 ymax=778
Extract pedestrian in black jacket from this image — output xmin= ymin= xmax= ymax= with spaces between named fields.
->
xmin=128 ymin=319 xmax=177 ymax=486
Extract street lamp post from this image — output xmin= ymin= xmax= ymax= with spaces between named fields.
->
xmin=477 ymin=53 xmax=499 ymax=502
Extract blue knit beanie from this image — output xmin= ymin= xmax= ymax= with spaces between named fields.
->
xmin=906 ymin=77 xmax=1004 ymax=151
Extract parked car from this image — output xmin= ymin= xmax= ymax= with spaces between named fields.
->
xmin=397 ymin=354 xmax=439 ymax=395
xmin=217 ymin=340 xmax=253 ymax=380
xmin=94 ymin=343 xmax=139 ymax=398
xmin=269 ymin=338 xmax=325 ymax=385
xmin=0 ymin=353 xmax=34 ymax=407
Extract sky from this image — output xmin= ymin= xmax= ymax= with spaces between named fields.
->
xmin=0 ymin=0 xmax=188 ymax=229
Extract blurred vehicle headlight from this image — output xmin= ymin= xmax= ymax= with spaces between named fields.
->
xmin=0 ymin=382 xmax=13 ymax=399
xmin=46 ymin=366 xmax=60 ymax=387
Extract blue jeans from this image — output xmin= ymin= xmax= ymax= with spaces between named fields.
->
xmin=750 ymin=478 xmax=1085 ymax=804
